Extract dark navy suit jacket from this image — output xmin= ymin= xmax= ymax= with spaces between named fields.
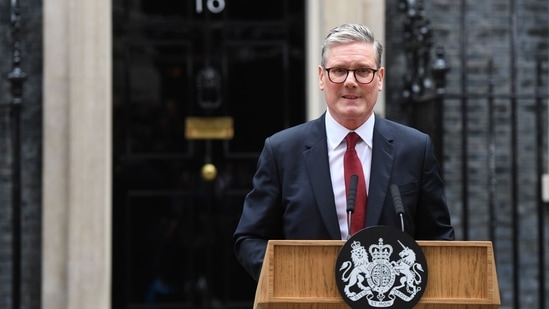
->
xmin=234 ymin=113 xmax=455 ymax=281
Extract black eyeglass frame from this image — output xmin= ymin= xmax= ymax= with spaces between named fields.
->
xmin=323 ymin=67 xmax=379 ymax=84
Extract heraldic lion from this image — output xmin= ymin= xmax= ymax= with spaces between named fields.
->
xmin=339 ymin=242 xmax=371 ymax=297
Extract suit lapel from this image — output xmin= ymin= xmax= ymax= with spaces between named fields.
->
xmin=303 ymin=115 xmax=341 ymax=239
xmin=366 ymin=117 xmax=395 ymax=226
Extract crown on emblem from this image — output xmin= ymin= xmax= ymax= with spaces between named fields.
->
xmin=369 ymin=238 xmax=393 ymax=261
xmin=350 ymin=240 xmax=363 ymax=253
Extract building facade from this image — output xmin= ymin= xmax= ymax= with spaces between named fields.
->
xmin=0 ymin=0 xmax=548 ymax=308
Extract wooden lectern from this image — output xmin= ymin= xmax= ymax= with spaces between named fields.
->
xmin=253 ymin=240 xmax=500 ymax=309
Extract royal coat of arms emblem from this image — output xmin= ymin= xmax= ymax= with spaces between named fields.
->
xmin=335 ymin=226 xmax=428 ymax=309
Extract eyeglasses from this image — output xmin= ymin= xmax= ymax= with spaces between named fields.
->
xmin=324 ymin=67 xmax=379 ymax=84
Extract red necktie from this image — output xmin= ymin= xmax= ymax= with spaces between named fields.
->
xmin=344 ymin=132 xmax=367 ymax=235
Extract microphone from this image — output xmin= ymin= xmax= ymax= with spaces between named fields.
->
xmin=390 ymin=184 xmax=405 ymax=232
xmin=346 ymin=174 xmax=358 ymax=239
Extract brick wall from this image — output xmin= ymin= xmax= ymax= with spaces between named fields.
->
xmin=386 ymin=1 xmax=549 ymax=308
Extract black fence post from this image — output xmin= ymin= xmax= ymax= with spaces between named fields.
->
xmin=7 ymin=0 xmax=27 ymax=308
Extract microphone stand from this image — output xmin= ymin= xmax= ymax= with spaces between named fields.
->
xmin=346 ymin=175 xmax=358 ymax=239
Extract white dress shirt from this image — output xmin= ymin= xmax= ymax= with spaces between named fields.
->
xmin=325 ymin=110 xmax=374 ymax=240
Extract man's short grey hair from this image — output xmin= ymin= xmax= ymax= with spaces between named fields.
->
xmin=320 ymin=23 xmax=383 ymax=68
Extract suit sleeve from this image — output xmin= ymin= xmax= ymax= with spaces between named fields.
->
xmin=414 ymin=135 xmax=455 ymax=240
xmin=233 ymin=137 xmax=283 ymax=281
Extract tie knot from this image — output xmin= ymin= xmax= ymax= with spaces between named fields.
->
xmin=346 ymin=132 xmax=360 ymax=150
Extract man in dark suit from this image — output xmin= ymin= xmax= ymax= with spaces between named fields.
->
xmin=233 ymin=23 xmax=455 ymax=282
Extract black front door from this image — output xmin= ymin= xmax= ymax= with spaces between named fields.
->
xmin=112 ymin=1 xmax=306 ymax=308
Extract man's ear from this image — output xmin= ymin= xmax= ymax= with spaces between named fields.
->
xmin=318 ymin=65 xmax=325 ymax=90
xmin=377 ymin=67 xmax=385 ymax=91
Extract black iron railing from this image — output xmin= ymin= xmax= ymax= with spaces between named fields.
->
xmin=6 ymin=0 xmax=26 ymax=308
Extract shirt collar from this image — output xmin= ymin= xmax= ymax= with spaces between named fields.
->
xmin=325 ymin=110 xmax=375 ymax=150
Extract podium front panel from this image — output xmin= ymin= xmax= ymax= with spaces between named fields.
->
xmin=254 ymin=240 xmax=500 ymax=309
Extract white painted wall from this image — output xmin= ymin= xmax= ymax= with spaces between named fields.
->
xmin=42 ymin=0 xmax=112 ymax=308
